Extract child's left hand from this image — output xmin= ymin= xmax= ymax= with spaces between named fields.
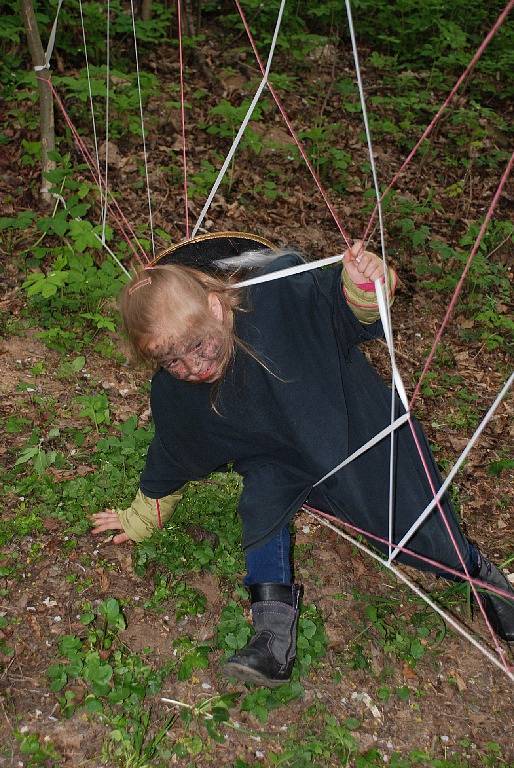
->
xmin=343 ymin=240 xmax=385 ymax=286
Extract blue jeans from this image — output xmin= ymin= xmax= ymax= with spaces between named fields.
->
xmin=244 ymin=525 xmax=291 ymax=586
xmin=243 ymin=524 xmax=479 ymax=586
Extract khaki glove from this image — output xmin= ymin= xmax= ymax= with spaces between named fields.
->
xmin=117 ymin=489 xmax=183 ymax=542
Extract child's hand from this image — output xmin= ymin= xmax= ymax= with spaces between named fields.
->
xmin=91 ymin=510 xmax=130 ymax=544
xmin=343 ymin=240 xmax=385 ymax=286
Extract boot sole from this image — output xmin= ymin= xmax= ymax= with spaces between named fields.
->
xmin=222 ymin=661 xmax=291 ymax=688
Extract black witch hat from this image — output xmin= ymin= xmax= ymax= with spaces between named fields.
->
xmin=153 ymin=231 xmax=276 ymax=271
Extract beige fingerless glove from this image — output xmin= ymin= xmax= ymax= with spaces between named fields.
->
xmin=117 ymin=489 xmax=183 ymax=542
xmin=342 ymin=266 xmax=397 ymax=324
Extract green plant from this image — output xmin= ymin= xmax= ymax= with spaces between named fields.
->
xmin=15 ymin=430 xmax=63 ymax=475
xmin=347 ymin=590 xmax=446 ymax=670
xmin=173 ymin=636 xmax=210 ymax=681
xmin=15 ymin=731 xmax=61 ymax=768
xmin=74 ymin=393 xmax=111 ymax=430
xmin=297 ymin=122 xmax=351 ymax=192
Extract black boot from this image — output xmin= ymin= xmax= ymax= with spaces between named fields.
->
xmin=474 ymin=553 xmax=514 ymax=642
xmin=222 ymin=583 xmax=302 ymax=687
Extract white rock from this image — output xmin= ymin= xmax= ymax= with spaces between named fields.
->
xmin=351 ymin=691 xmax=382 ymax=720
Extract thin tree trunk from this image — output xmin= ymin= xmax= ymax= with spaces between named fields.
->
xmin=19 ymin=0 xmax=56 ymax=206
xmin=141 ymin=0 xmax=152 ymax=21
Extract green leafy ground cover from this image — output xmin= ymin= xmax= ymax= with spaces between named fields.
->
xmin=1 ymin=1 xmax=513 ymax=766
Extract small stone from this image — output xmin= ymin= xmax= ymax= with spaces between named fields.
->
xmin=19 ymin=725 xmax=29 ymax=733
xmin=201 ymin=682 xmax=212 ymax=690
xmin=255 ymin=750 xmax=265 ymax=759
xmin=441 ymin=735 xmax=449 ymax=743
xmin=53 ymin=616 xmax=62 ymax=622
xmin=302 ymin=525 xmax=311 ymax=533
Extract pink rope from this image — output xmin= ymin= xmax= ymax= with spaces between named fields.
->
xmin=177 ymin=0 xmax=190 ymax=239
xmin=361 ymin=0 xmax=514 ymax=245
xmin=302 ymin=504 xmax=514 ymax=604
xmin=410 ymin=150 xmax=514 ymax=407
xmin=234 ymin=0 xmax=352 ymax=249
xmin=40 ymin=78 xmax=149 ymax=266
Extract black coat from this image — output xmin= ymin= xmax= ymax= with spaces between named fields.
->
xmin=140 ymin=254 xmax=469 ymax=571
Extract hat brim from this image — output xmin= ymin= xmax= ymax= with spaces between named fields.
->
xmin=152 ymin=231 xmax=276 ymax=270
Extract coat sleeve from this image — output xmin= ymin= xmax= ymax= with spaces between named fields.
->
xmin=139 ymin=431 xmax=191 ymax=498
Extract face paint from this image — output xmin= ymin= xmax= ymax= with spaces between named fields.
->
xmin=153 ymin=333 xmax=226 ymax=383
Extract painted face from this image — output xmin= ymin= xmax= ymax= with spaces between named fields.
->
xmin=147 ymin=294 xmax=228 ymax=383
xmin=156 ymin=334 xmax=225 ymax=383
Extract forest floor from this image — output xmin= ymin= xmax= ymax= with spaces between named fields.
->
xmin=1 ymin=11 xmax=513 ymax=768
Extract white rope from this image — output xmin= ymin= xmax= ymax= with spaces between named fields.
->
xmin=78 ymin=0 xmax=104 ymax=221
xmin=313 ymin=412 xmax=410 ymax=487
xmin=129 ymin=0 xmax=156 ymax=257
xmin=101 ymin=0 xmax=111 ymax=243
xmin=34 ymin=0 xmax=65 ymax=71
xmin=375 ymin=279 xmax=409 ymax=411
xmin=191 ymin=0 xmax=287 ymax=237
xmin=234 ymin=252 xmax=345 ymax=288
xmin=388 ymin=371 xmax=514 ymax=564
xmin=344 ymin=0 xmax=399 ymax=558
xmin=304 ymin=510 xmax=514 ymax=681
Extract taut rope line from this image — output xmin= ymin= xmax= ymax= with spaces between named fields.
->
xmin=191 ymin=0 xmax=287 ymax=238
xmin=234 ymin=0 xmax=352 ymax=249
xmin=129 ymin=0 xmax=156 ymax=257
xmin=360 ymin=0 xmax=514 ymax=247
xmin=304 ymin=508 xmax=514 ymax=682
xmin=78 ymin=0 xmax=104 ymax=223
xmin=410 ymin=151 xmax=514 ymax=408
xmin=343 ymin=0 xmax=397 ymax=558
xmin=177 ymin=0 xmax=190 ymax=239
xmin=41 ymin=78 xmax=149 ymax=266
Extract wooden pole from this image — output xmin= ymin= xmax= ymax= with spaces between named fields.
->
xmin=19 ymin=0 xmax=56 ymax=206
xmin=141 ymin=0 xmax=152 ymax=21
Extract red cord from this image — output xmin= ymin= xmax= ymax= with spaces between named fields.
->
xmin=361 ymin=0 xmax=514 ymax=246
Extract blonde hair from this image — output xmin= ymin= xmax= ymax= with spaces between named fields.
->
xmin=120 ymin=264 xmax=242 ymax=377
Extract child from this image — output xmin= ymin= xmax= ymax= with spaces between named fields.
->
xmin=92 ymin=232 xmax=514 ymax=687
